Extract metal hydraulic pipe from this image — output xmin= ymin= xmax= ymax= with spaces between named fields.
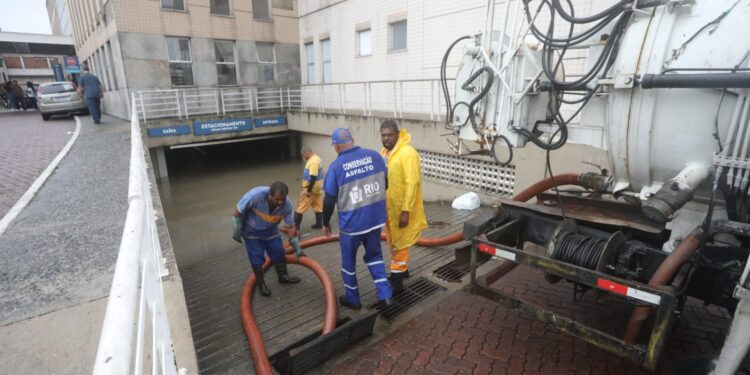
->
xmin=640 ymin=73 xmax=750 ymax=89
xmin=623 ymin=227 xmax=705 ymax=344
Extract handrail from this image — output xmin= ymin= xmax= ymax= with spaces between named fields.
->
xmin=93 ymin=95 xmax=182 ymax=375
xmin=134 ymin=79 xmax=452 ymax=123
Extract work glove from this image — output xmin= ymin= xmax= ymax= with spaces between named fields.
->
xmin=289 ymin=237 xmax=307 ymax=259
xmin=232 ymin=216 xmax=243 ymax=243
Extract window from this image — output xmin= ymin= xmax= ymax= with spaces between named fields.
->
xmin=389 ymin=20 xmax=407 ymax=52
xmin=321 ymin=39 xmax=331 ymax=83
xmin=256 ymin=42 xmax=276 ymax=82
xmin=166 ymin=37 xmax=193 ymax=86
xmin=252 ymin=0 xmax=270 ymax=20
xmin=357 ymin=29 xmax=372 ymax=57
xmin=160 ymin=0 xmax=185 ymax=11
xmin=305 ymin=43 xmax=315 ymax=84
xmin=215 ymin=40 xmax=237 ymax=86
xmin=211 ymin=0 xmax=231 ymax=16
xmin=272 ymin=0 xmax=293 ymax=10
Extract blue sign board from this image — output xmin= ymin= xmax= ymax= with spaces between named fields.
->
xmin=193 ymin=118 xmax=253 ymax=135
xmin=255 ymin=116 xmax=287 ymax=127
xmin=63 ymin=55 xmax=81 ymax=73
xmin=51 ymin=63 xmax=65 ymax=81
xmin=147 ymin=125 xmax=191 ymax=138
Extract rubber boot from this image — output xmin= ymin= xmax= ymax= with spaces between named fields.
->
xmin=388 ymin=270 xmax=410 ymax=279
xmin=252 ymin=265 xmax=271 ymax=297
xmin=311 ymin=212 xmax=323 ymax=229
xmin=380 ymin=298 xmax=394 ymax=310
xmin=275 ymin=262 xmax=301 ymax=284
xmin=294 ymin=212 xmax=303 ymax=230
xmin=339 ymin=295 xmax=362 ymax=310
xmin=388 ymin=272 xmax=405 ymax=295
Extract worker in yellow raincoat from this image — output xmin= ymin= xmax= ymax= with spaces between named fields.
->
xmin=380 ymin=120 xmax=427 ymax=294
xmin=294 ymin=147 xmax=325 ymax=231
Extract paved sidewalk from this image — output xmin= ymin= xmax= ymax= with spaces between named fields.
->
xmin=0 ymin=114 xmax=130 ymax=374
xmin=331 ymin=264 xmax=750 ymax=375
xmin=0 ymin=111 xmax=75 ymax=217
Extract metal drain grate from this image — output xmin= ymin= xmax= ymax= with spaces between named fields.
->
xmin=370 ymin=277 xmax=444 ymax=319
xmin=433 ymin=259 xmax=489 ymax=283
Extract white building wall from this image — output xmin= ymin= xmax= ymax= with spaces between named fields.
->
xmin=298 ymin=0 xmax=618 ymax=83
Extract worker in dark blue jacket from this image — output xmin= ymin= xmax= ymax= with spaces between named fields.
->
xmin=322 ymin=128 xmax=394 ymax=310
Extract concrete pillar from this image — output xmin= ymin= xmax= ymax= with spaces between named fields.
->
xmin=155 ymin=146 xmax=169 ymax=179
xmin=288 ymin=132 xmax=299 ymax=159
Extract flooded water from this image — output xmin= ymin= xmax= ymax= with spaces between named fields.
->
xmin=158 ymin=137 xmax=324 ymax=267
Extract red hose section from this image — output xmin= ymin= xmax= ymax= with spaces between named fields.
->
xmin=241 ymin=173 xmax=587 ymax=373
xmin=623 ymin=228 xmax=704 ymax=344
xmin=241 ymin=251 xmax=339 ymax=375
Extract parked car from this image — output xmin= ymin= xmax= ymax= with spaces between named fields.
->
xmin=37 ymin=81 xmax=88 ymax=120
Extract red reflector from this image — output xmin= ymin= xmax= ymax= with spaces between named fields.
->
xmin=477 ymin=243 xmax=495 ymax=255
xmin=597 ymin=279 xmax=628 ymax=295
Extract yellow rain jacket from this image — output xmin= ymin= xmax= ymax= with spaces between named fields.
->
xmin=381 ymin=128 xmax=428 ymax=250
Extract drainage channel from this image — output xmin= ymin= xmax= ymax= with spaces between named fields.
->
xmin=369 ymin=277 xmax=445 ymax=319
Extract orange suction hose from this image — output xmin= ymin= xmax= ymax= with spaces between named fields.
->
xmin=241 ymin=173 xmax=589 ymax=373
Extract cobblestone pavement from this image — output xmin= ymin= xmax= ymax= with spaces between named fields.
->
xmin=332 ymin=264 xmax=750 ymax=375
xmin=0 ymin=111 xmax=74 ymax=218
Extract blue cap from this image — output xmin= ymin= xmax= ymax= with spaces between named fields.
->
xmin=331 ymin=128 xmax=354 ymax=145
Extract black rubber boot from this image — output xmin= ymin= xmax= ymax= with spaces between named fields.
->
xmin=388 ymin=270 xmax=410 ymax=279
xmin=379 ymin=298 xmax=394 ymax=310
xmin=294 ymin=212 xmax=303 ymax=230
xmin=388 ymin=272 xmax=405 ymax=295
xmin=252 ymin=265 xmax=271 ymax=297
xmin=339 ymin=295 xmax=362 ymax=310
xmin=311 ymin=212 xmax=323 ymax=229
xmin=275 ymin=262 xmax=301 ymax=284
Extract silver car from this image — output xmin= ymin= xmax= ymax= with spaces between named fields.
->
xmin=37 ymin=81 xmax=88 ymax=120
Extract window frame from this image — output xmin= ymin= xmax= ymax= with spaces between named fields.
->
xmin=214 ymin=40 xmax=238 ymax=86
xmin=321 ymin=38 xmax=332 ymax=84
xmin=210 ymin=0 xmax=232 ymax=17
xmin=389 ymin=20 xmax=407 ymax=53
xmin=304 ymin=42 xmax=315 ymax=84
xmin=252 ymin=0 xmax=272 ymax=21
xmin=166 ymin=37 xmax=194 ymax=87
xmin=160 ymin=0 xmax=186 ymax=12
xmin=255 ymin=42 xmax=276 ymax=83
xmin=356 ymin=29 xmax=372 ymax=58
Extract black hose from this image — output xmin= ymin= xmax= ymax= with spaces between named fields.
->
xmin=491 ymin=135 xmax=514 ymax=166
xmin=552 ymin=232 xmax=607 ymax=269
xmin=551 ymin=0 xmax=632 ymax=24
xmin=441 ymin=36 xmax=473 ymax=125
xmin=462 ymin=66 xmax=495 ymax=134
xmin=451 ymin=101 xmax=470 ymax=129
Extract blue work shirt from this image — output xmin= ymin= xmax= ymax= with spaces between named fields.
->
xmin=323 ymin=146 xmax=387 ymax=235
xmin=78 ymin=73 xmax=102 ymax=99
xmin=236 ymin=186 xmax=294 ymax=240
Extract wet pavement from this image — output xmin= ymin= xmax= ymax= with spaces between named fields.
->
xmin=0 ymin=113 xmax=130 ymax=374
xmin=329 ymin=263 xmax=750 ymax=375
xmin=0 ymin=111 xmax=75 ymax=218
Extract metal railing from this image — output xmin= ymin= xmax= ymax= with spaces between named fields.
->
xmin=93 ymin=96 xmax=183 ymax=375
xmin=134 ymin=86 xmax=302 ymax=122
xmin=134 ymin=79 xmax=451 ymax=122
xmin=299 ymin=79 xmax=453 ymax=120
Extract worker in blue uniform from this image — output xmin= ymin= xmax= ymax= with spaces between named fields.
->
xmin=322 ymin=128 xmax=394 ymax=310
xmin=232 ymin=181 xmax=301 ymax=297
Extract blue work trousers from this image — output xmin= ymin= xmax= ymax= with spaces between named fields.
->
xmin=243 ymin=236 xmax=285 ymax=267
xmin=86 ymin=97 xmax=101 ymax=123
xmin=339 ymin=228 xmax=393 ymax=305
